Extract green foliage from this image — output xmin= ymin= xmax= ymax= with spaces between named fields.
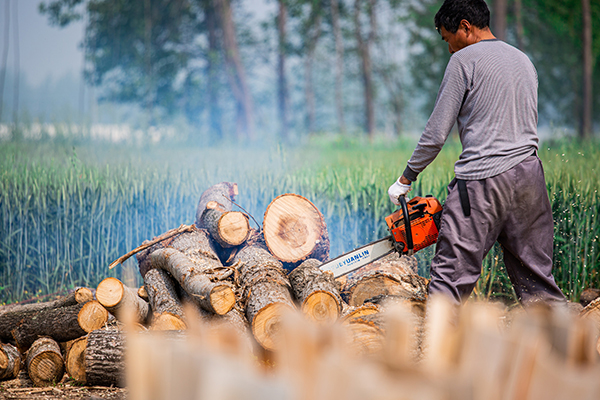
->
xmin=1 ymin=136 xmax=599 ymax=305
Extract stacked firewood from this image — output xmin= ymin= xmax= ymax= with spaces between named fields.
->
xmin=0 ymin=182 xmax=427 ymax=388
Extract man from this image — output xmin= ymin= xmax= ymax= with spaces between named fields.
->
xmin=388 ymin=0 xmax=565 ymax=305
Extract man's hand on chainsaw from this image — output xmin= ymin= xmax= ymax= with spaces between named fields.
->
xmin=388 ymin=177 xmax=412 ymax=205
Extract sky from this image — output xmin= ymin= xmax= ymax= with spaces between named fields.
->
xmin=0 ymin=0 xmax=85 ymax=87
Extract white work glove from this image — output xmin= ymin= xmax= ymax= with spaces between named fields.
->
xmin=388 ymin=178 xmax=412 ymax=206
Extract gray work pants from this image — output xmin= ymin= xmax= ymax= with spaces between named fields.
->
xmin=429 ymin=154 xmax=566 ymax=305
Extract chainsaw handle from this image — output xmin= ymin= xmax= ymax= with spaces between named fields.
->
xmin=399 ymin=196 xmax=414 ymax=254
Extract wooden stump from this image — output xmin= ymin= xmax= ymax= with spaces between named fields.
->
xmin=85 ymin=329 xmax=126 ymax=387
xmin=232 ymin=237 xmax=296 ymax=350
xmin=343 ymin=260 xmax=429 ymax=307
xmin=288 ymin=259 xmax=341 ymax=322
xmin=0 ymin=288 xmax=93 ymax=343
xmin=25 ymin=337 xmax=65 ymax=387
xmin=201 ymin=207 xmax=250 ymax=248
xmin=65 ymin=336 xmax=87 ymax=383
xmin=96 ymin=277 xmax=151 ymax=324
xmin=195 ymin=182 xmax=239 ymax=228
xmin=143 ymin=268 xmax=187 ymax=330
xmin=0 ymin=343 xmax=21 ymax=381
xmin=12 ymin=302 xmax=92 ymax=352
xmin=263 ymin=194 xmax=330 ymax=265
xmin=151 ymin=247 xmax=235 ymax=315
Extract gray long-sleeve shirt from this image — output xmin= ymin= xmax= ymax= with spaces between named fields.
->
xmin=404 ymin=39 xmax=539 ymax=181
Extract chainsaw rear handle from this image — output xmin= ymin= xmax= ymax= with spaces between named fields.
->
xmin=398 ymin=195 xmax=414 ymax=255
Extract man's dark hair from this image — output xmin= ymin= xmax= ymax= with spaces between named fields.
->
xmin=434 ymin=0 xmax=490 ymax=34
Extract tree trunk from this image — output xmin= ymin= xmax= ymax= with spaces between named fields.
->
xmin=344 ymin=270 xmax=428 ymax=307
xmin=0 ymin=0 xmax=9 ymax=120
xmin=330 ymin=0 xmax=345 ymax=133
xmin=150 ymin=247 xmax=235 ymax=315
xmin=201 ymin=207 xmax=250 ymax=248
xmin=354 ymin=0 xmax=377 ymax=139
xmin=232 ymin=236 xmax=295 ymax=350
xmin=514 ymin=0 xmax=524 ymax=50
xmin=11 ymin=302 xmax=97 ymax=352
xmin=204 ymin=0 xmax=223 ymax=143
xmin=143 ymin=267 xmax=187 ymax=330
xmin=25 ymin=337 xmax=65 ymax=387
xmin=213 ymin=0 xmax=254 ymax=140
xmin=288 ymin=259 xmax=341 ymax=322
xmin=304 ymin=12 xmax=322 ymax=135
xmin=0 ymin=343 xmax=21 ymax=381
xmin=85 ymin=329 xmax=126 ymax=387
xmin=0 ymin=288 xmax=93 ymax=343
xmin=277 ymin=0 xmax=289 ymax=141
xmin=195 ymin=182 xmax=238 ymax=228
xmin=11 ymin=0 xmax=19 ymax=125
xmin=581 ymin=0 xmax=593 ymax=139
xmin=492 ymin=0 xmax=507 ymax=41
xmin=262 ymin=193 xmax=330 ymax=265
xmin=65 ymin=336 xmax=87 ymax=384
xmin=96 ymin=277 xmax=151 ymax=324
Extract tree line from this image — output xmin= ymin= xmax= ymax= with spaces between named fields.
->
xmin=37 ymin=0 xmax=599 ymax=142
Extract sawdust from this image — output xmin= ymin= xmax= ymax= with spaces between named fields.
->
xmin=0 ymin=376 xmax=127 ymax=400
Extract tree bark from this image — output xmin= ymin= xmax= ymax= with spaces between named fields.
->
xmin=277 ymin=0 xmax=289 ymax=141
xmin=232 ymin=236 xmax=295 ymax=350
xmin=150 ymin=247 xmax=235 ymax=315
xmin=0 ymin=343 xmax=21 ymax=381
xmin=213 ymin=0 xmax=255 ymax=140
xmin=25 ymin=337 xmax=65 ymax=387
xmin=344 ymin=270 xmax=428 ymax=307
xmin=330 ymin=0 xmax=345 ymax=133
xmin=11 ymin=302 xmax=95 ymax=352
xmin=96 ymin=277 xmax=151 ymax=324
xmin=195 ymin=182 xmax=238 ymax=228
xmin=0 ymin=288 xmax=93 ymax=343
xmin=204 ymin=0 xmax=223 ymax=142
xmin=262 ymin=193 xmax=330 ymax=265
xmin=492 ymin=0 xmax=507 ymax=41
xmin=0 ymin=0 xmax=9 ymax=121
xmin=354 ymin=0 xmax=377 ymax=139
xmin=304 ymin=10 xmax=322 ymax=135
xmin=581 ymin=0 xmax=593 ymax=139
xmin=288 ymin=259 xmax=341 ymax=322
xmin=85 ymin=329 xmax=126 ymax=387
xmin=143 ymin=268 xmax=187 ymax=330
xmin=514 ymin=0 xmax=525 ymax=50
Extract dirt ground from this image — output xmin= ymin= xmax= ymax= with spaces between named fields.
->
xmin=0 ymin=376 xmax=127 ymax=400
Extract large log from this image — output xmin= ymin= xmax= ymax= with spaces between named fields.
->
xmin=78 ymin=300 xmax=110 ymax=333
xmin=0 ymin=343 xmax=21 ymax=381
xmin=342 ymin=254 xmax=428 ymax=307
xmin=0 ymin=288 xmax=93 ymax=343
xmin=195 ymin=182 xmax=239 ymax=228
xmin=85 ymin=329 xmax=126 ymax=387
xmin=262 ymin=193 xmax=330 ymax=265
xmin=288 ymin=258 xmax=341 ymax=322
xmin=232 ymin=235 xmax=296 ymax=350
xmin=143 ymin=268 xmax=187 ymax=330
xmin=25 ymin=337 xmax=65 ymax=387
xmin=151 ymin=247 xmax=235 ymax=315
xmin=11 ymin=302 xmax=97 ymax=352
xmin=96 ymin=277 xmax=151 ymax=324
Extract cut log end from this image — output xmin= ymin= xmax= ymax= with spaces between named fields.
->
xmin=302 ymin=291 xmax=340 ymax=322
xmin=65 ymin=337 xmax=87 ymax=384
xmin=74 ymin=287 xmax=94 ymax=304
xmin=26 ymin=338 xmax=65 ymax=387
xmin=78 ymin=301 xmax=109 ymax=333
xmin=219 ymin=212 xmax=250 ymax=246
xmin=210 ymin=285 xmax=236 ymax=315
xmin=96 ymin=277 xmax=124 ymax=308
xmin=263 ymin=194 xmax=325 ymax=263
xmin=252 ymin=303 xmax=293 ymax=351
xmin=151 ymin=313 xmax=187 ymax=331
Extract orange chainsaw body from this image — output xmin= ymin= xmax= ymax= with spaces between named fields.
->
xmin=385 ymin=196 xmax=443 ymax=254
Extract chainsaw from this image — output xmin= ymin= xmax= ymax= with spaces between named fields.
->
xmin=319 ymin=195 xmax=443 ymax=278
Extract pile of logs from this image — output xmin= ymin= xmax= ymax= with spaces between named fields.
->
xmin=1 ymin=181 xmax=599 ymax=398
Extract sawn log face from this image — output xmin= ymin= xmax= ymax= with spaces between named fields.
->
xmin=195 ymin=182 xmax=238 ymax=228
xmin=25 ymin=337 xmax=65 ymax=387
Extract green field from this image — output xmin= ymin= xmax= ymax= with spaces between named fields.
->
xmin=1 ymin=135 xmax=598 ymax=305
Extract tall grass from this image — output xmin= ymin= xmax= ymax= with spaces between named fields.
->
xmin=1 ymin=136 xmax=598 ymax=304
